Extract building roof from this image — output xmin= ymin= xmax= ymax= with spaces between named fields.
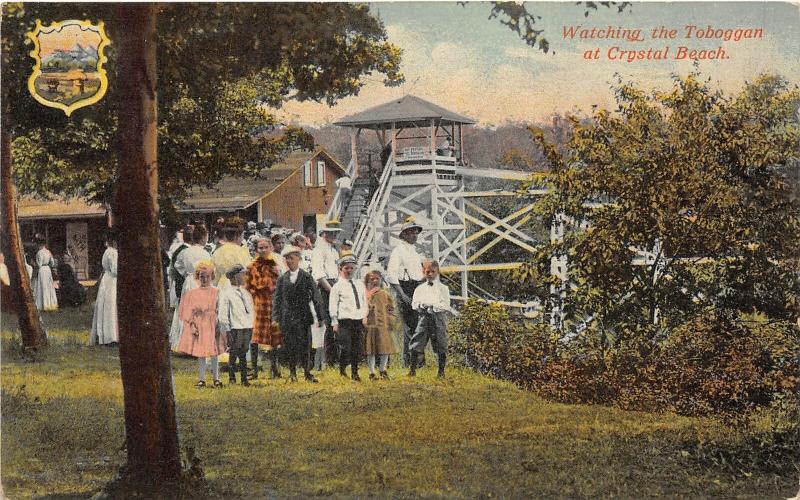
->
xmin=334 ymin=95 xmax=476 ymax=129
xmin=17 ymin=196 xmax=106 ymax=220
xmin=179 ymin=148 xmax=345 ymax=212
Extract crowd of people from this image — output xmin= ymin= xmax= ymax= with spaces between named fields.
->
xmin=161 ymin=216 xmax=452 ymax=386
xmin=10 ymin=214 xmax=453 ymax=386
xmin=1 ymin=236 xmax=87 ymax=316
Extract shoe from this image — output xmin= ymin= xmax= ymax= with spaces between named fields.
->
xmin=369 ymin=373 xmax=377 ymax=381
xmin=195 ymin=381 xmax=206 ymax=388
xmin=437 ymin=371 xmax=445 ymax=379
xmin=229 ymin=376 xmax=237 ymax=385
xmin=241 ymin=379 xmax=250 ymax=387
xmin=407 ymin=369 xmax=416 ymax=377
xmin=379 ymin=371 xmax=390 ymax=380
xmin=352 ymin=373 xmax=362 ymax=382
xmin=340 ymin=369 xmax=349 ymax=378
xmin=305 ymin=374 xmax=319 ymax=384
xmin=213 ymin=380 xmax=223 ymax=388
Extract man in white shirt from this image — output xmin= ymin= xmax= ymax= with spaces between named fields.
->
xmin=218 ymin=265 xmax=255 ymax=386
xmin=311 ymin=220 xmax=342 ymax=367
xmin=409 ymin=260 xmax=451 ymax=378
xmin=329 ymin=251 xmax=367 ymax=381
xmin=386 ymin=217 xmax=425 ymax=367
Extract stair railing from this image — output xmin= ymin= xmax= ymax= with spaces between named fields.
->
xmin=352 ymin=151 xmax=394 ymax=269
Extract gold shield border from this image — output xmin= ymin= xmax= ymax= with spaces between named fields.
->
xmin=26 ymin=19 xmax=111 ymax=117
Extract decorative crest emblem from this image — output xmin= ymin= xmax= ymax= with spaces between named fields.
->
xmin=26 ymin=19 xmax=111 ymax=116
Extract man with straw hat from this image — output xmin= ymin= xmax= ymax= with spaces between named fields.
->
xmin=311 ymin=219 xmax=342 ymax=368
xmin=386 ymin=216 xmax=426 ymax=367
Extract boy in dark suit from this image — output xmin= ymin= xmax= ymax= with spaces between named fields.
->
xmin=272 ymin=245 xmax=324 ymax=383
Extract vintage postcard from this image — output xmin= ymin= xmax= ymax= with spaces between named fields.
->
xmin=1 ymin=2 xmax=798 ymax=498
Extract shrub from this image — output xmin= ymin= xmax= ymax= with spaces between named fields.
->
xmin=452 ymin=301 xmax=799 ymax=420
xmin=654 ymin=312 xmax=799 ymax=419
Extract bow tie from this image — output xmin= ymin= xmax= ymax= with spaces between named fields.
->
xmin=427 ymin=282 xmax=434 ymax=286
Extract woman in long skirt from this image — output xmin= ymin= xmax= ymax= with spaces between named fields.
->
xmin=169 ymin=224 xmax=211 ymax=349
xmin=90 ymin=233 xmax=118 ymax=345
xmin=32 ymin=236 xmax=58 ymax=311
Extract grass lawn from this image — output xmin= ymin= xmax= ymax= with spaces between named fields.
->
xmin=2 ymin=306 xmax=796 ymax=498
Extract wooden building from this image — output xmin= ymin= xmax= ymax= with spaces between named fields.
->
xmin=180 ymin=148 xmax=347 ymax=233
xmin=16 ymin=197 xmax=110 ymax=280
xmin=12 ymin=148 xmax=345 ymax=279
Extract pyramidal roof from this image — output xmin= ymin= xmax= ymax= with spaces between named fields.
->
xmin=335 ymin=95 xmax=475 ymax=129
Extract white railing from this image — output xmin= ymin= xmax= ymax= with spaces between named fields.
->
xmin=352 ymin=151 xmax=394 ymax=269
xmin=326 ymin=158 xmax=356 ymax=222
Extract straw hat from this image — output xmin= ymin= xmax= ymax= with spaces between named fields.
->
xmin=281 ymin=244 xmax=302 ymax=257
xmin=399 ymin=216 xmax=422 ymax=234
xmin=319 ymin=219 xmax=342 ymax=234
xmin=338 ymin=251 xmax=356 ymax=267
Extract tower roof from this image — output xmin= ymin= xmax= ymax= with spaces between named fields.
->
xmin=335 ymin=95 xmax=475 ymax=129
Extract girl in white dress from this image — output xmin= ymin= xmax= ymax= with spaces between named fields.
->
xmin=169 ymin=224 xmax=211 ymax=349
xmin=32 ymin=237 xmax=58 ymax=311
xmin=90 ymin=234 xmax=118 ymax=345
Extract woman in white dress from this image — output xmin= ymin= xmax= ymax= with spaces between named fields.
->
xmin=90 ymin=233 xmax=118 ymax=345
xmin=169 ymin=223 xmax=211 ymax=349
xmin=32 ymin=237 xmax=58 ymax=311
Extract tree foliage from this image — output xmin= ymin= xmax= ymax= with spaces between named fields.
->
xmin=522 ymin=73 xmax=800 ymax=333
xmin=3 ymin=3 xmax=403 ymax=216
xmin=486 ymin=1 xmax=632 ymax=53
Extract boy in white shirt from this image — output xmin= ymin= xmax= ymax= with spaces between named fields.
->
xmin=218 ymin=264 xmax=255 ymax=386
xmin=409 ymin=260 xmax=451 ymax=378
xmin=328 ymin=252 xmax=368 ymax=381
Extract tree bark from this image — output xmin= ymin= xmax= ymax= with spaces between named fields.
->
xmin=1 ymin=115 xmax=48 ymax=350
xmin=115 ymin=3 xmax=182 ymax=485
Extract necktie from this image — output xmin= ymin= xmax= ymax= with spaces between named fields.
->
xmin=237 ymin=288 xmax=249 ymax=314
xmin=349 ymin=280 xmax=361 ymax=309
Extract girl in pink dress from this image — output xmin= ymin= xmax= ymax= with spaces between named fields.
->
xmin=176 ymin=260 xmax=227 ymax=387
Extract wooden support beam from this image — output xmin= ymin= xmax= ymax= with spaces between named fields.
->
xmin=430 ymin=118 xmax=436 ymax=155
xmin=464 ymin=203 xmax=535 ymax=245
xmin=468 ymin=214 xmax=532 ymax=263
xmin=441 ymin=262 xmax=524 ymax=273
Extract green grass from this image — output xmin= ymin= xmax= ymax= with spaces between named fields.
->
xmin=2 ymin=307 xmax=796 ymax=499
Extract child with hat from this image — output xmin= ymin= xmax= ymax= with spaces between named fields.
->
xmin=272 ymin=245 xmax=324 ymax=382
xmin=218 ymin=264 xmax=255 ymax=386
xmin=328 ymin=251 xmax=368 ymax=381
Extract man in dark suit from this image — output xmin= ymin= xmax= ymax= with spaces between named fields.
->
xmin=272 ymin=245 xmax=324 ymax=383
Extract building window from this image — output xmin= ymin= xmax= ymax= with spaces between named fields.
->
xmin=316 ymin=160 xmax=326 ymax=186
xmin=303 ymin=161 xmax=312 ymax=186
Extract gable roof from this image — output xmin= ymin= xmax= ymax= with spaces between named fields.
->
xmin=334 ymin=95 xmax=475 ymax=129
xmin=179 ymin=148 xmax=345 ymax=212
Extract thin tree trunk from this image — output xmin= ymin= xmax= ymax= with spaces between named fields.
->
xmin=1 ymin=117 xmax=47 ymax=350
xmin=115 ymin=3 xmax=182 ymax=485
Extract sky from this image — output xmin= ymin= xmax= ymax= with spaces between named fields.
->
xmin=39 ymin=22 xmax=101 ymax=58
xmin=280 ymin=1 xmax=800 ymax=127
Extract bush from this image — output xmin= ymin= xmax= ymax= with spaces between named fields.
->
xmin=451 ymin=301 xmax=800 ymax=420
xmin=653 ymin=312 xmax=799 ymax=419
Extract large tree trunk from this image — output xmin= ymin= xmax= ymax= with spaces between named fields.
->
xmin=1 ymin=118 xmax=47 ymax=350
xmin=115 ymin=3 xmax=182 ymax=486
